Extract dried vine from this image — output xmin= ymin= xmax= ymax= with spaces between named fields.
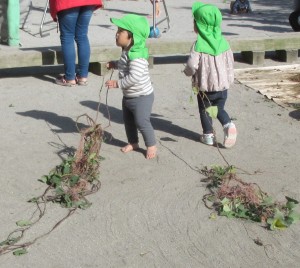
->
xmin=0 ymin=114 xmax=103 ymax=256
xmin=201 ymin=165 xmax=300 ymax=230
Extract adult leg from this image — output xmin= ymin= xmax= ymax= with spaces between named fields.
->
xmin=75 ymin=6 xmax=94 ymax=80
xmin=57 ymin=7 xmax=80 ymax=82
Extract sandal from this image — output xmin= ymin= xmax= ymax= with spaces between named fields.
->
xmin=55 ymin=75 xmax=76 ymax=87
xmin=76 ymin=75 xmax=88 ymax=86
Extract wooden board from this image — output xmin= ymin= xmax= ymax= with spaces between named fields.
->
xmin=235 ymin=64 xmax=300 ymax=108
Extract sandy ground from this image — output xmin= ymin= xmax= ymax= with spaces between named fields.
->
xmin=0 ymin=63 xmax=300 ymax=267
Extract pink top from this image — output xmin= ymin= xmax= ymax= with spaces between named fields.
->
xmin=184 ymin=42 xmax=235 ymax=92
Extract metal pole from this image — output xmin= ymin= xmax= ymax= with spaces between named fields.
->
xmin=40 ymin=0 xmax=50 ymax=37
xmin=153 ymin=0 xmax=157 ymax=37
xmin=7 ymin=0 xmax=20 ymax=46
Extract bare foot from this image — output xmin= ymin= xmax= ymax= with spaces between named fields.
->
xmin=121 ymin=143 xmax=139 ymax=153
xmin=146 ymin=145 xmax=157 ymax=159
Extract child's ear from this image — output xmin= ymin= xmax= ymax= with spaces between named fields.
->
xmin=130 ymin=38 xmax=134 ymax=47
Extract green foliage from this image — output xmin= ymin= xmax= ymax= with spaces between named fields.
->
xmin=0 ymin=236 xmax=21 ymax=246
xmin=206 ymin=106 xmax=218 ymax=119
xmin=33 ymin=154 xmax=101 ymax=209
xmin=16 ymin=220 xmax=32 ymax=227
xmin=203 ymin=165 xmax=300 ymax=230
xmin=1 ymin=105 xmax=103 ymax=257
xmin=13 ymin=248 xmax=27 ymax=256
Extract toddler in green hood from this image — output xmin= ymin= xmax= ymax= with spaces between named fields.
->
xmin=111 ymin=14 xmax=150 ymax=60
xmin=183 ymin=2 xmax=237 ymax=148
xmin=105 ymin=14 xmax=157 ymax=159
xmin=192 ymin=1 xmax=230 ymax=56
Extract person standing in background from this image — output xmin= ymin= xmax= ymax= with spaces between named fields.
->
xmin=49 ymin=0 xmax=103 ymax=86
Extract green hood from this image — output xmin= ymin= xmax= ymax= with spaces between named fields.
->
xmin=192 ymin=2 xmax=230 ymax=56
xmin=111 ymin=14 xmax=150 ymax=60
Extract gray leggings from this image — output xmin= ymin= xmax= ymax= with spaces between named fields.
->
xmin=122 ymin=93 xmax=156 ymax=147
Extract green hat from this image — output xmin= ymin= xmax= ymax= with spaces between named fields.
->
xmin=192 ymin=2 xmax=230 ymax=56
xmin=111 ymin=14 xmax=150 ymax=60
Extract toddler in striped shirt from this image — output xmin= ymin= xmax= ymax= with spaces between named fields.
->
xmin=105 ymin=14 xmax=157 ymax=159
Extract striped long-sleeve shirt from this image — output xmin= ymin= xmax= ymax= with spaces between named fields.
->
xmin=117 ymin=51 xmax=153 ymax=98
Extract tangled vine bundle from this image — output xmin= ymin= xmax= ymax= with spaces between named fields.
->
xmin=37 ymin=114 xmax=103 ymax=208
xmin=0 ymin=114 xmax=103 ymax=256
xmin=202 ymin=166 xmax=300 ymax=230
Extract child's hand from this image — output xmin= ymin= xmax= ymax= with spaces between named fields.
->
xmin=106 ymin=61 xmax=115 ymax=70
xmin=105 ymin=80 xmax=118 ymax=89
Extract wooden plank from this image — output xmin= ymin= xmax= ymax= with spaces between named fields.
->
xmin=1 ymin=35 xmax=300 ymax=69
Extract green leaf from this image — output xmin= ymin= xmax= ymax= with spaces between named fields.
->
xmin=38 ymin=175 xmax=48 ymax=183
xmin=206 ymin=195 xmax=215 ymax=202
xmin=287 ymin=211 xmax=300 ymax=224
xmin=261 ymin=196 xmax=273 ymax=206
xmin=13 ymin=248 xmax=28 ymax=256
xmin=88 ymin=153 xmax=97 ymax=162
xmin=1 ymin=237 xmax=21 ymax=246
xmin=55 ymin=187 xmax=65 ymax=196
xmin=268 ymin=218 xmax=288 ymax=230
xmin=0 ymin=240 xmax=7 ymax=246
xmin=50 ymin=174 xmax=62 ymax=186
xmin=27 ymin=197 xmax=38 ymax=203
xmin=63 ymin=164 xmax=71 ymax=175
xmin=274 ymin=208 xmax=284 ymax=220
xmin=209 ymin=213 xmax=217 ymax=220
xmin=16 ymin=220 xmax=32 ymax=227
xmin=192 ymin=86 xmax=199 ymax=95
xmin=237 ymin=204 xmax=245 ymax=211
xmin=227 ymin=165 xmax=236 ymax=174
xmin=62 ymin=194 xmax=73 ymax=208
xmin=74 ymin=200 xmax=92 ymax=210
xmin=220 ymin=210 xmax=235 ymax=218
xmin=285 ymin=196 xmax=299 ymax=204
xmin=221 ymin=197 xmax=230 ymax=205
xmin=236 ymin=209 xmax=250 ymax=219
xmin=69 ymin=175 xmax=80 ymax=187
xmin=286 ymin=201 xmax=297 ymax=210
xmin=206 ymin=106 xmax=218 ymax=119
xmin=223 ymin=204 xmax=231 ymax=212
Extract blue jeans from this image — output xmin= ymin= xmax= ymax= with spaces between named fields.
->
xmin=197 ymin=90 xmax=231 ymax=134
xmin=57 ymin=6 xmax=94 ymax=80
